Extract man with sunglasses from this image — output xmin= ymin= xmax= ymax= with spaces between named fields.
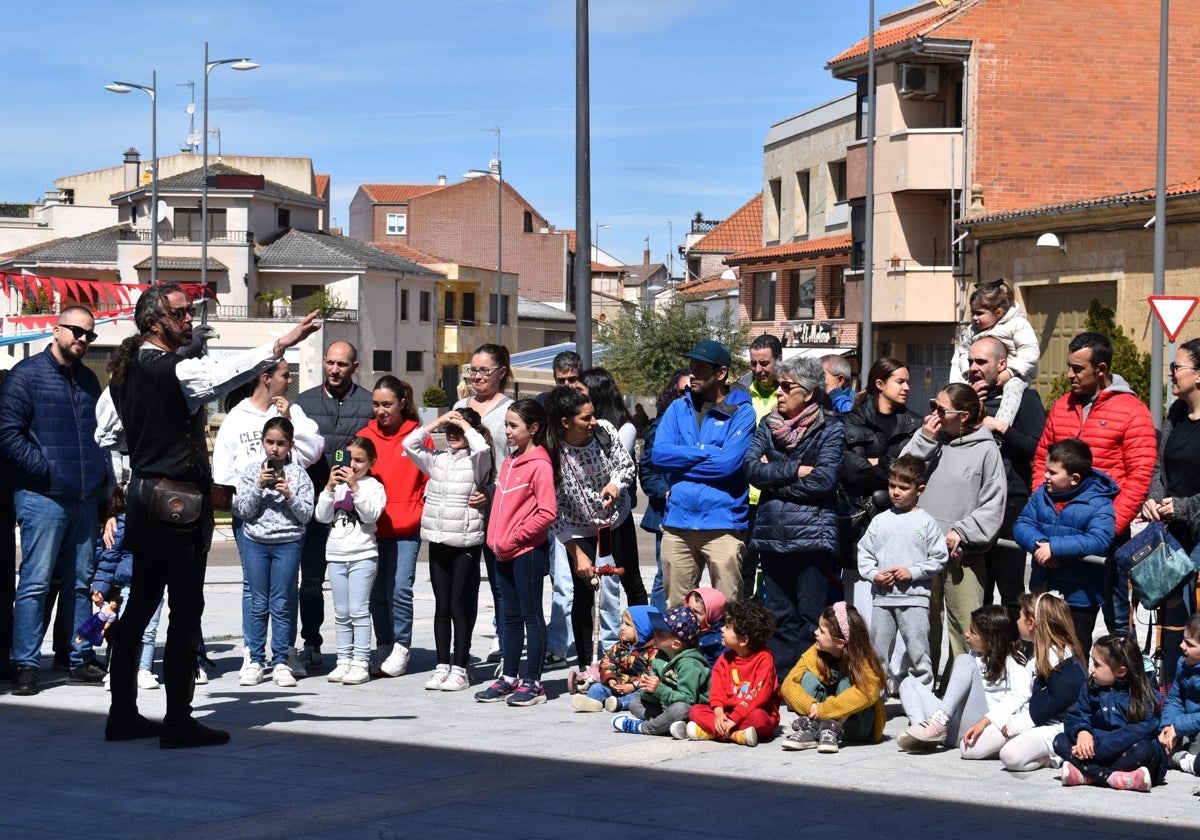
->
xmin=0 ymin=307 xmax=108 ymax=696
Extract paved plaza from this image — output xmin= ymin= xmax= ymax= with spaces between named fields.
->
xmin=2 ymin=518 xmax=1196 ymax=839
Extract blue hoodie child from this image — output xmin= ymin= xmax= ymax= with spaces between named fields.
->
xmin=580 ymin=605 xmax=660 ymax=712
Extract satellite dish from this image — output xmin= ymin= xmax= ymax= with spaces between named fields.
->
xmin=157 ymin=200 xmax=170 ymax=222
xmin=186 ymin=103 xmax=196 ymax=115
xmin=186 ymin=132 xmax=202 ymax=147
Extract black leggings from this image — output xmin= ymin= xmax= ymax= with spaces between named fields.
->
xmin=428 ymin=542 xmax=481 ymax=668
xmin=616 ymin=516 xmax=648 ymax=608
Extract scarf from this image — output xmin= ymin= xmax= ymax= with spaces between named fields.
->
xmin=766 ymin=401 xmax=823 ymax=452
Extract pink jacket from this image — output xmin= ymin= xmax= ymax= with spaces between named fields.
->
xmin=487 ymin=445 xmax=557 ymax=561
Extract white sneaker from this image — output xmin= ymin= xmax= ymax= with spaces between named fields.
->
xmin=193 ymin=664 xmax=209 ymax=685
xmin=239 ymin=661 xmax=264 ymax=686
xmin=272 ymin=663 xmax=297 ymax=687
xmin=103 ymin=672 xmax=111 ymax=692
xmin=327 ymin=659 xmax=351 ymax=683
xmin=286 ymin=647 xmax=306 ymax=679
xmin=425 ymin=664 xmax=451 ymax=690
xmin=301 ymin=644 xmax=322 ymax=671
xmin=138 ymin=670 xmax=161 ymax=690
xmin=342 ymin=661 xmax=370 ymax=685
xmin=439 ymin=666 xmax=469 ymax=691
xmin=369 ymin=645 xmax=390 ymax=676
xmin=379 ymin=642 xmax=411 ymax=677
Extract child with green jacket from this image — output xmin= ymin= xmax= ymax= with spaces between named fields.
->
xmin=613 ymin=606 xmax=710 ymax=736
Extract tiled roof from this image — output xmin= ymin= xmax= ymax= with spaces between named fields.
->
xmin=0 ymin=225 xmax=123 ymax=267
xmin=675 ymin=275 xmax=739 ymax=299
xmin=117 ymin=163 xmax=320 ymax=205
xmin=965 ymin=178 xmax=1200 ymax=224
xmin=827 ymin=4 xmax=965 ymax=66
xmin=256 ymin=229 xmax=440 ymax=275
xmin=359 ymin=184 xmax=445 ymax=203
xmin=563 ymin=229 xmax=577 ymax=255
xmin=314 ymin=174 xmax=330 ymax=199
xmin=725 ymin=232 xmax=852 ymax=264
xmin=370 ymin=241 xmax=445 ymax=265
xmin=690 ymin=194 xmax=763 ymax=253
xmin=133 ymin=256 xmax=227 ymax=271
xmin=518 ymin=296 xmax=575 ymax=322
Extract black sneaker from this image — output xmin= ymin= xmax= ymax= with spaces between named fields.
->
xmin=474 ymin=678 xmax=516 ymax=703
xmin=105 ymin=713 xmax=163 ymax=742
xmin=160 ymin=718 xmax=230 ymax=749
xmin=52 ymin=656 xmax=71 ymax=673
xmin=67 ymin=662 xmax=107 ymax=686
xmin=11 ymin=667 xmax=38 ymax=696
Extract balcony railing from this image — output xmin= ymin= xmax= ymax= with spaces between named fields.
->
xmin=119 ymin=229 xmax=255 ymax=245
xmin=212 ymin=304 xmax=357 ymax=322
xmin=437 ymin=318 xmax=478 ymax=327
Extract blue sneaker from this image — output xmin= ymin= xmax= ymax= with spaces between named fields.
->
xmin=474 ymin=678 xmax=517 ymax=703
xmin=506 ymin=681 xmax=546 ymax=707
xmin=612 ymin=714 xmax=643 ymax=734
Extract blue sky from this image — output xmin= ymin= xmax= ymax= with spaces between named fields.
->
xmin=2 ymin=0 xmax=911 ymax=269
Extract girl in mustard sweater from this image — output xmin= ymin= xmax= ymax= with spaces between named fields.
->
xmin=780 ymin=602 xmax=886 ymax=752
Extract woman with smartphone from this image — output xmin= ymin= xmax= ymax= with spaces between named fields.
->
xmin=543 ymin=387 xmax=637 ymax=680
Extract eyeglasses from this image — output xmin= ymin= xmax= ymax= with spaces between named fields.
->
xmin=467 ymin=366 xmax=498 ymax=377
xmin=164 ymin=305 xmax=196 ymax=323
xmin=1170 ymin=363 xmax=1198 ymax=376
xmin=929 ymin=399 xmax=968 ymax=417
xmin=56 ymin=323 xmax=98 ymax=343
xmin=776 ymin=381 xmax=806 ymax=394
xmin=554 ymin=375 xmax=579 ymax=385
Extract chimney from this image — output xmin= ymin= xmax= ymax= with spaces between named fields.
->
xmin=437 ymin=174 xmax=447 ymax=186
xmin=643 ymin=248 xmax=651 ymax=265
xmin=123 ymin=148 xmax=141 ymax=190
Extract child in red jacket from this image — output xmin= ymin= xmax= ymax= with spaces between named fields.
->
xmin=673 ymin=598 xmax=780 ymax=746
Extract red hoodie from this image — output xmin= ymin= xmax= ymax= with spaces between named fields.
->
xmin=358 ymin=418 xmax=427 ymax=538
xmin=487 ymin=445 xmax=557 ymax=561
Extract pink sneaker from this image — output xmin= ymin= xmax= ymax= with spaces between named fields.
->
xmin=897 ymin=717 xmax=947 ymax=751
xmin=1107 ymin=767 xmax=1151 ymax=792
xmin=1061 ymin=763 xmax=1093 ymax=786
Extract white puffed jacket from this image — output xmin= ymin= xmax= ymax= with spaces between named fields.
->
xmin=402 ymin=427 xmax=492 ymax=547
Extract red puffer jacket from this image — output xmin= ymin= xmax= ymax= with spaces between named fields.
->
xmin=1033 ymin=382 xmax=1156 ymax=533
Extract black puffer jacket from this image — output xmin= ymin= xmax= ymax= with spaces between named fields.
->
xmin=839 ymin=398 xmax=921 ymax=505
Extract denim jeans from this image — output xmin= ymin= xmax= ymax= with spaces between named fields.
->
xmin=241 ymin=537 xmax=302 ymax=667
xmin=329 ymin=557 xmax=377 ymax=663
xmin=546 ymin=535 xmax=575 ymax=659
xmin=586 ymin=680 xmax=637 ymax=710
xmin=296 ymin=519 xmax=330 ymax=649
xmin=370 ymin=535 xmax=420 ymax=648
xmin=495 ymin=541 xmax=549 ymax=683
xmin=649 ymin=532 xmax=667 ymax=616
xmin=232 ymin=517 xmax=251 ymax=649
xmin=12 ymin=490 xmax=99 ymax=669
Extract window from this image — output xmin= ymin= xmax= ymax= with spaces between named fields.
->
xmin=829 ymin=266 xmax=846 ymax=319
xmin=419 ymin=290 xmax=432 ymax=322
xmin=461 ymin=292 xmax=476 ymax=326
xmin=544 ymin=330 xmax=574 ymax=346
xmin=291 ymin=284 xmax=321 ymax=304
xmin=173 ymin=208 xmax=226 ymax=241
xmin=277 ymin=208 xmax=291 ymax=228
xmin=488 ymin=294 xmax=510 ymax=326
xmin=372 ymin=350 xmax=392 ymax=372
xmin=444 ymin=290 xmax=455 ymax=322
xmin=405 ymin=351 xmax=423 ymax=372
xmin=751 ymin=272 xmax=776 ymax=322
xmin=385 ymin=212 xmax=407 ymax=236
xmin=830 ymin=160 xmax=847 ymax=204
xmin=787 ymin=269 xmax=815 ymax=320
xmin=523 ymin=210 xmax=533 ymax=233
xmin=850 ymin=200 xmax=866 ymax=270
xmin=793 ymin=171 xmax=810 ymax=239
xmin=400 ymin=288 xmax=409 ymax=321
xmin=766 ymin=179 xmax=782 ymax=244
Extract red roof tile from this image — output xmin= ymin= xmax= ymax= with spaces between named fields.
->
xmin=827 ymin=4 xmax=964 ymax=67
xmin=675 ymin=276 xmax=740 ymax=299
xmin=360 ymin=184 xmax=445 ymax=203
xmin=314 ymin=174 xmax=329 ymax=199
xmin=690 ymin=194 xmax=763 ymax=253
xmin=562 ymin=229 xmax=577 ymax=255
xmin=965 ymin=177 xmax=1200 ymax=224
xmin=369 ymin=241 xmax=444 ymax=265
xmin=726 ymin=233 xmax=852 ymax=264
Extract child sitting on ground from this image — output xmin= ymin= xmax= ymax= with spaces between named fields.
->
xmin=1160 ymin=613 xmax=1200 ymax=775
xmin=674 ymin=598 xmax=779 ymax=747
xmin=780 ymin=602 xmax=886 ymax=753
xmin=1055 ymin=633 xmax=1167 ymax=790
xmin=572 ymin=606 xmax=659 ymax=713
xmin=857 ymin=455 xmax=947 ymax=689
xmin=685 ymin=586 xmax=727 ymax=666
xmin=612 ymin=606 xmax=709 ymax=736
xmin=1014 ymin=438 xmax=1117 ymax=649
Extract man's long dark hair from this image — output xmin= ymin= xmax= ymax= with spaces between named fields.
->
xmin=107 ymin=283 xmax=185 ymax=387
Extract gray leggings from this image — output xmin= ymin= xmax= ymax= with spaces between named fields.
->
xmin=629 ymin=695 xmax=692 ymax=736
xmin=899 ymin=652 xmax=987 ymax=745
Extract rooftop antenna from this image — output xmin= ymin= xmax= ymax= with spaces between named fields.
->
xmin=178 ymin=81 xmax=200 ymax=153
xmin=208 ymin=126 xmax=222 ymax=160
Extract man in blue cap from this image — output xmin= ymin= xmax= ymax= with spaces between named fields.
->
xmin=651 ymin=339 xmax=757 ymax=607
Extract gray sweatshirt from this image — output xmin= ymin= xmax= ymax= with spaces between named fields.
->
xmin=899 ymin=425 xmax=1007 ymax=549
xmin=857 ymin=506 xmax=948 ymax=607
xmin=233 ymin=461 xmax=314 ymax=544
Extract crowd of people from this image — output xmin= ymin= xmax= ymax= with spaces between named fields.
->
xmin=1 ymin=279 xmax=1199 ymax=793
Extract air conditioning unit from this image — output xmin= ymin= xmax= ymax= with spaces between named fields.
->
xmin=897 ymin=64 xmax=940 ymax=97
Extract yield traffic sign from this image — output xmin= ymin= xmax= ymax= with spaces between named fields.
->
xmin=1149 ymin=295 xmax=1199 ymax=342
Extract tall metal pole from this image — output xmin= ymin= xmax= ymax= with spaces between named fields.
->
xmin=202 ymin=41 xmax=210 ymax=301
xmin=1150 ymin=0 xmax=1169 ymax=426
xmin=105 ymin=74 xmax=158 ymax=282
xmin=861 ymin=0 xmax=877 ymax=377
xmin=496 ymin=156 xmax=503 ymax=345
xmin=574 ymin=0 xmax=593 ymax=367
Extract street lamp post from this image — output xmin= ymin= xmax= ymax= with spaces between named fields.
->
xmin=105 ymin=71 xmax=158 ymax=283
xmin=202 ymin=42 xmax=258 ymax=320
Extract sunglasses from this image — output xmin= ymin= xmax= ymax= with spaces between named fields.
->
xmin=929 ymin=399 xmax=968 ymax=417
xmin=57 ymin=323 xmax=98 ymax=343
xmin=555 ymin=375 xmax=580 ymax=385
xmin=776 ymin=381 xmax=806 ymax=394
xmin=164 ymin=305 xmax=196 ymax=323
xmin=1169 ymin=363 xmax=1198 ymax=376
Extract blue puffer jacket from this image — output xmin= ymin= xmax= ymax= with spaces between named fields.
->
xmin=638 ymin=416 xmax=670 ymax=534
xmin=0 ymin=345 xmax=106 ymax=501
xmin=1014 ymin=470 xmax=1118 ymax=608
xmin=1163 ymin=660 xmax=1200 ymax=738
xmin=91 ymin=514 xmax=132 ymax=597
xmin=652 ymin=388 xmax=757 ymax=532
xmin=743 ymin=410 xmax=844 ymax=555
xmin=1064 ymin=678 xmax=1163 ymax=765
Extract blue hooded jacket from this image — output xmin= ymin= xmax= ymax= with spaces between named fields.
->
xmin=1163 ymin=660 xmax=1200 ymax=738
xmin=1014 ymin=469 xmax=1118 ymax=608
xmin=651 ymin=388 xmax=756 ymax=532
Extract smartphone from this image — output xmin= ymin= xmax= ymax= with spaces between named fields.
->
xmin=267 ymin=459 xmax=286 ymax=475
xmin=334 ymin=448 xmax=352 ymax=466
xmin=596 ymin=524 xmax=613 ymax=560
